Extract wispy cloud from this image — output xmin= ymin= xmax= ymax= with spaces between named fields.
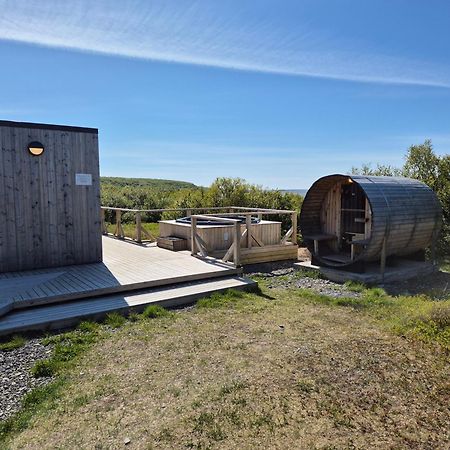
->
xmin=1 ymin=0 xmax=449 ymax=87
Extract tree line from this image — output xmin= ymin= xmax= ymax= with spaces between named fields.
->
xmin=352 ymin=140 xmax=449 ymax=256
xmin=101 ymin=140 xmax=449 ymax=256
xmin=101 ymin=177 xmax=303 ymax=229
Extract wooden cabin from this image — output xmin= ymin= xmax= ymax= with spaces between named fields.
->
xmin=0 ymin=120 xmax=102 ymax=272
xmin=300 ymin=174 xmax=442 ymax=271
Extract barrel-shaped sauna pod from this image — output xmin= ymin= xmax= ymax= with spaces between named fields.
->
xmin=300 ymin=174 xmax=442 ymax=270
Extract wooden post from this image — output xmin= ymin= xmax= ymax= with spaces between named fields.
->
xmin=314 ymin=239 xmax=319 ymax=255
xmin=115 ymin=210 xmax=124 ymax=239
xmin=380 ymin=238 xmax=387 ymax=279
xmin=246 ymin=214 xmax=252 ymax=249
xmin=135 ymin=212 xmax=142 ymax=243
xmin=191 ymin=216 xmax=197 ymax=256
xmin=257 ymin=212 xmax=263 ymax=220
xmin=233 ymin=221 xmax=241 ymax=267
xmin=431 ymin=228 xmax=438 ymax=267
xmin=101 ymin=208 xmax=107 ymax=235
xmin=291 ymin=212 xmax=297 ymax=244
xmin=186 ymin=209 xmax=192 ymax=218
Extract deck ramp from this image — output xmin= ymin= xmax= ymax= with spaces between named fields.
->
xmin=0 ymin=237 xmax=241 ymax=316
xmin=0 ymin=276 xmax=256 ymax=336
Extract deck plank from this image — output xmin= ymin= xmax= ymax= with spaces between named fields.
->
xmin=0 ymin=276 xmax=256 ymax=336
xmin=0 ymin=236 xmax=239 ymax=314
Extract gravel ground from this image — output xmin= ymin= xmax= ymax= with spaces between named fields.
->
xmin=0 ymin=339 xmax=52 ymax=421
xmin=246 ymin=260 xmax=450 ymax=300
xmin=246 ymin=265 xmax=362 ymax=298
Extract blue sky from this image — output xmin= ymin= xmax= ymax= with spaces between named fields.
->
xmin=1 ymin=0 xmax=450 ymax=188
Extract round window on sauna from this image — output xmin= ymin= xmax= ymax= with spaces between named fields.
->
xmin=28 ymin=141 xmax=45 ymax=156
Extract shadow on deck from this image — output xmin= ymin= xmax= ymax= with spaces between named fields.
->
xmin=0 ymin=237 xmax=250 ymax=335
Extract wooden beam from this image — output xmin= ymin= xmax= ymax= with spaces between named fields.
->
xmin=135 ymin=212 xmax=142 ymax=243
xmin=114 ymin=210 xmax=124 ymax=239
xmin=195 ymin=236 xmax=208 ymax=257
xmin=140 ymin=226 xmax=156 ymax=242
xmin=101 ymin=209 xmax=107 ymax=235
xmin=233 ymin=221 xmax=241 ymax=267
xmin=246 ymin=214 xmax=252 ymax=249
xmin=281 ymin=227 xmax=293 ymax=245
xmin=291 ymin=212 xmax=297 ymax=244
xmin=191 ymin=216 xmax=197 ymax=256
xmin=251 ymin=234 xmax=264 ymax=247
xmin=222 ymin=242 xmax=235 ymax=263
xmin=195 ymin=233 xmax=209 ymax=255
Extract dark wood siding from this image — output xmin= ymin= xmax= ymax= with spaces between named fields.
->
xmin=0 ymin=122 xmax=102 ymax=272
xmin=300 ymin=174 xmax=442 ymax=266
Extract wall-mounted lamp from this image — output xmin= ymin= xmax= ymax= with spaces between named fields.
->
xmin=28 ymin=141 xmax=45 ymax=156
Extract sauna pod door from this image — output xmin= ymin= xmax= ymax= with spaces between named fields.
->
xmin=320 ymin=180 xmax=371 ymax=259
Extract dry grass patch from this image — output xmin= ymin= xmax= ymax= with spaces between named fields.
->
xmin=4 ymin=289 xmax=450 ymax=449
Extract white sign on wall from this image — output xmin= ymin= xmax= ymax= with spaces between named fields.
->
xmin=75 ymin=173 xmax=93 ymax=186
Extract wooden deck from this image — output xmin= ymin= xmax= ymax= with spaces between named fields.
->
xmin=0 ymin=276 xmax=256 ymax=336
xmin=0 ymin=236 xmax=241 ymax=318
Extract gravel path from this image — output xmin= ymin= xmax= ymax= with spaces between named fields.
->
xmin=246 ymin=260 xmax=450 ymax=300
xmin=0 ymin=339 xmax=52 ymax=421
xmin=247 ymin=266 xmax=362 ymax=298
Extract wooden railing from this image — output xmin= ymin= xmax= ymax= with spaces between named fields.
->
xmin=188 ymin=210 xmax=297 ymax=267
xmin=101 ymin=206 xmax=259 ymax=244
xmin=101 ymin=206 xmax=298 ymax=267
xmin=190 ymin=215 xmax=242 ymax=266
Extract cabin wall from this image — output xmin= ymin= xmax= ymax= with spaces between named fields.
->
xmin=0 ymin=122 xmax=102 ymax=272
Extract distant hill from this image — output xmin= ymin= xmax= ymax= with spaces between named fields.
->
xmin=280 ymin=189 xmax=308 ymax=197
xmin=101 ymin=177 xmax=198 ymax=191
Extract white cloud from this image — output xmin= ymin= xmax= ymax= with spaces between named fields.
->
xmin=1 ymin=0 xmax=449 ymax=87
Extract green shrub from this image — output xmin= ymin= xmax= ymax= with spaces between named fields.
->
xmin=197 ymin=290 xmax=245 ymax=309
xmin=142 ymin=305 xmax=172 ymax=319
xmin=77 ymin=321 xmax=100 ymax=333
xmin=0 ymin=335 xmax=26 ymax=352
xmin=31 ymin=360 xmax=57 ymax=378
xmin=104 ymin=312 xmax=126 ymax=328
xmin=36 ymin=327 xmax=105 ymax=379
xmin=343 ymin=281 xmax=366 ymax=293
xmin=429 ymin=304 xmax=450 ymax=329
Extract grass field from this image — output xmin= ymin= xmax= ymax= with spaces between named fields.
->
xmin=1 ymin=281 xmax=449 ymax=449
xmin=104 ymin=222 xmax=160 ymax=241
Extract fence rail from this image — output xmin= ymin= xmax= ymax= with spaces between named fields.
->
xmin=101 ymin=206 xmax=298 ymax=267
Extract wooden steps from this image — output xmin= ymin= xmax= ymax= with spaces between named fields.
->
xmin=0 ymin=237 xmax=241 ymax=318
xmin=320 ymin=254 xmax=352 ymax=264
xmin=0 ymin=276 xmax=257 ymax=336
xmin=240 ymin=243 xmax=298 ymax=264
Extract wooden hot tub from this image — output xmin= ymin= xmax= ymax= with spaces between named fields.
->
xmin=159 ymin=218 xmax=281 ymax=253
